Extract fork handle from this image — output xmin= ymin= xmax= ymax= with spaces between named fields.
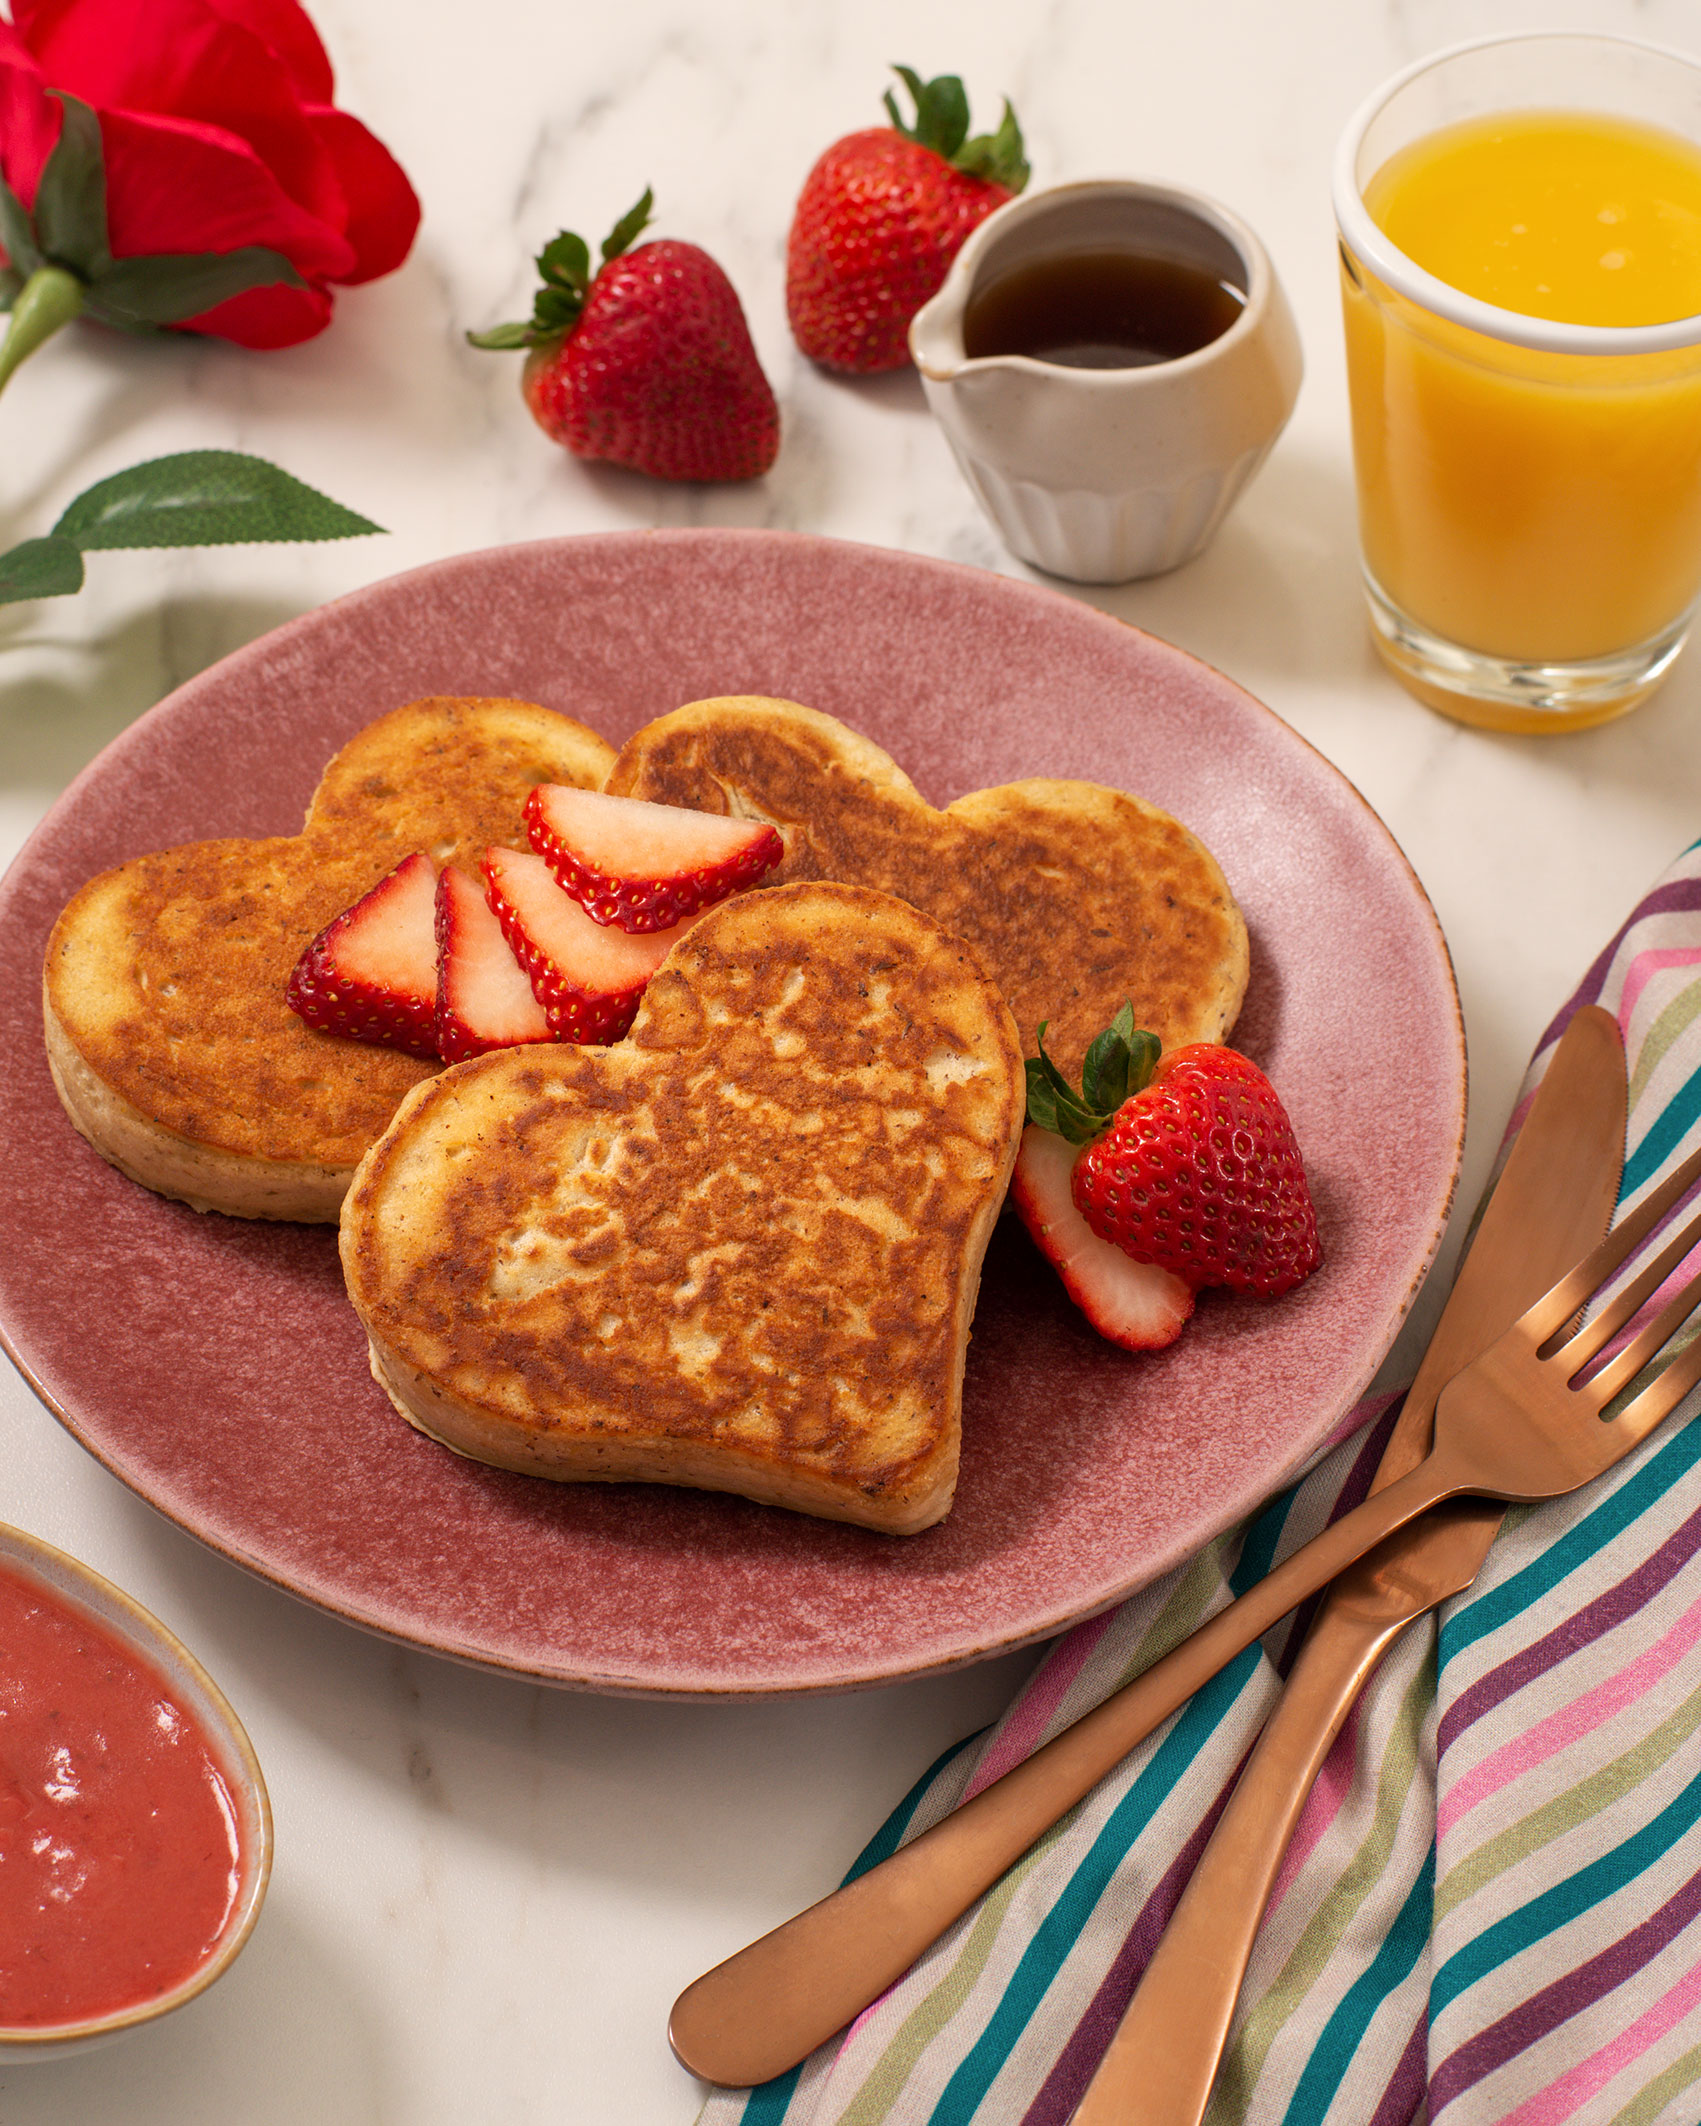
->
xmin=669 ymin=1456 xmax=1461 ymax=2089
xmin=1067 ymin=1593 xmax=1420 ymax=2126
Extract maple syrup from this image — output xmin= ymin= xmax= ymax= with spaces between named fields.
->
xmin=962 ymin=248 xmax=1246 ymax=369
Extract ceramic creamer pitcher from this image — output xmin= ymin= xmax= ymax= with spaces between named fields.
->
xmin=910 ymin=179 xmax=1303 ymax=583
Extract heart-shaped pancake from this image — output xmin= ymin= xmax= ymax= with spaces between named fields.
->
xmin=340 ymin=881 xmax=1026 ymax=1534
xmin=43 ymin=697 xmax=615 ymax=1222
xmin=605 ymin=695 xmax=1249 ymax=1082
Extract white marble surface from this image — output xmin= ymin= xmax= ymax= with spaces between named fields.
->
xmin=4 ymin=0 xmax=1701 ymax=2117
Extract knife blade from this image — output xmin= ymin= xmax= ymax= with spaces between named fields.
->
xmin=1069 ymin=1002 xmax=1627 ymax=2125
xmin=669 ymin=1005 xmax=1628 ymax=2092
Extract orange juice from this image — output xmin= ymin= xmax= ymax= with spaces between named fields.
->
xmin=1342 ymin=109 xmax=1701 ymax=672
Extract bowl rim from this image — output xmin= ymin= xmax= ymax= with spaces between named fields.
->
xmin=1332 ymin=28 xmax=1701 ymax=358
xmin=0 ymin=1522 xmax=273 ymax=2049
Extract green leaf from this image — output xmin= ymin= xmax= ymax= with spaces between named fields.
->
xmin=86 ymin=247 xmax=305 ymax=329
xmin=0 ymin=535 xmax=84 ymax=605
xmin=1124 ymin=1026 xmax=1161 ymax=1094
xmin=465 ymin=318 xmax=532 ymax=351
xmin=885 ymin=67 xmax=969 ymax=161
xmin=1027 ymin=1023 xmax=1104 ymax=1144
xmin=601 ymin=188 xmax=654 ymax=265
xmin=0 ymin=169 xmax=43 ymax=282
xmin=34 ymin=93 xmax=110 ymax=279
xmin=1027 ymin=1069 xmax=1102 ymax=1148
xmin=1025 ymin=1058 xmax=1061 ymax=1134
xmin=1081 ymin=1023 xmax=1131 ymax=1116
xmin=517 ymin=227 xmax=592 ymax=344
xmin=955 ymin=99 xmax=1031 ymax=192
xmin=0 ymin=268 xmax=21 ymax=312
xmin=537 ymin=228 xmax=590 ymax=294
xmin=52 ymin=451 xmax=383 ymax=550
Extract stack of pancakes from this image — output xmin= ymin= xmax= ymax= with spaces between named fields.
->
xmin=43 ymin=693 xmax=1248 ymax=1531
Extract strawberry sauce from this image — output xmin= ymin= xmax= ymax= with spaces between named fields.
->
xmin=0 ymin=1564 xmax=243 ymax=2028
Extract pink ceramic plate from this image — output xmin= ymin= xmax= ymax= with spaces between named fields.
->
xmin=0 ymin=532 xmax=1464 ymax=1698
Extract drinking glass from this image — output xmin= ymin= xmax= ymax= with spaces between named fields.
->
xmin=1334 ymin=33 xmax=1701 ymax=733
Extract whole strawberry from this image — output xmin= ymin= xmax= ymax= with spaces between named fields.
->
xmin=469 ymin=192 xmax=779 ymax=481
xmin=787 ymin=67 xmax=1030 ymax=373
xmin=1028 ymin=1005 xmax=1322 ymax=1300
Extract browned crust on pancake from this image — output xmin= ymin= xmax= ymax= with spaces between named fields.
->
xmin=340 ymin=883 xmax=1026 ymax=1532
xmin=43 ymin=697 xmax=616 ymax=1216
xmin=303 ymin=695 xmax=615 ymax=864
xmin=605 ymin=695 xmax=1249 ymax=1081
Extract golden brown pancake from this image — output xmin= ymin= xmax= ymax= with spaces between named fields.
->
xmin=44 ymin=697 xmax=616 ymax=1222
xmin=605 ymin=695 xmax=1249 ymax=1080
xmin=340 ymin=883 xmax=1025 ymax=1533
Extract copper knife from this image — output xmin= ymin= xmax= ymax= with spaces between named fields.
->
xmin=670 ymin=1005 xmax=1627 ymax=2092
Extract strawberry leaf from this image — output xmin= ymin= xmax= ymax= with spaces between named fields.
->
xmin=601 ymin=188 xmax=654 ymax=265
xmin=538 ymin=229 xmax=591 ymax=295
xmin=0 ymin=269 xmax=21 ymax=312
xmin=1081 ymin=1022 xmax=1131 ymax=1115
xmin=33 ymin=93 xmax=110 ymax=281
xmin=1025 ymin=1058 xmax=1102 ymax=1146
xmin=469 ymin=226 xmax=597 ymax=350
xmin=1028 ymin=1024 xmax=1107 ymax=1144
xmin=52 ymin=451 xmax=382 ymax=549
xmin=884 ymin=67 xmax=970 ymax=162
xmin=954 ymin=99 xmax=1030 ymax=192
xmin=1024 ymin=1061 xmax=1062 ymax=1135
xmin=0 ymin=535 xmax=84 ymax=604
xmin=465 ymin=319 xmax=530 ymax=351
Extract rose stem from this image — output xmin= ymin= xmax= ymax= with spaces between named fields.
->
xmin=0 ymin=267 xmax=84 ymax=402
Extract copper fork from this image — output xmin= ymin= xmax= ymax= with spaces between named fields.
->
xmin=671 ymin=1135 xmax=1701 ymax=2091
xmin=1065 ymin=1145 xmax=1701 ymax=2122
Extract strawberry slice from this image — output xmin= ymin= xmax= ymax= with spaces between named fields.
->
xmin=287 ymin=851 xmax=440 ymax=1059
xmin=524 ymin=784 xmax=783 ymax=933
xmin=483 ymin=846 xmax=686 ymax=1043
xmin=1011 ymin=1125 xmax=1195 ymax=1352
xmin=434 ymin=863 xmax=553 ymax=1063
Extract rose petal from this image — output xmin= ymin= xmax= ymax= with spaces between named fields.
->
xmin=305 ymin=107 xmax=419 ymax=283
xmin=102 ymin=107 xmax=355 ymax=283
xmin=176 ymin=275 xmax=334 ymax=349
xmin=0 ymin=24 xmax=59 ymax=208
xmin=201 ymin=0 xmax=334 ymax=103
xmin=15 ymin=0 xmax=344 ymax=230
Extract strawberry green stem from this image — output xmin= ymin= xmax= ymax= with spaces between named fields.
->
xmin=0 ymin=266 xmax=83 ymax=402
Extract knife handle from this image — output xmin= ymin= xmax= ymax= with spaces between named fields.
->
xmin=1066 ymin=1582 xmax=1418 ymax=2126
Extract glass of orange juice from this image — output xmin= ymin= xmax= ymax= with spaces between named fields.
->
xmin=1334 ymin=33 xmax=1701 ymax=733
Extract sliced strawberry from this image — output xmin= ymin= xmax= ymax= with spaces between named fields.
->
xmin=483 ymin=846 xmax=686 ymax=1043
xmin=287 ymin=851 xmax=440 ymax=1059
xmin=1011 ymin=1125 xmax=1195 ymax=1353
xmin=524 ymin=784 xmax=783 ymax=933
xmin=434 ymin=863 xmax=553 ymax=1063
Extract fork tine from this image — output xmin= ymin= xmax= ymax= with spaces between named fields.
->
xmin=1520 ymin=1138 xmax=1701 ymax=1346
xmin=1586 ymin=1247 xmax=1701 ymax=1403
xmin=1610 ymin=1306 xmax=1701 ymax=1450
xmin=1555 ymin=1192 xmax=1701 ymax=1382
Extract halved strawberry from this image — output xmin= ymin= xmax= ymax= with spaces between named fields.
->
xmin=435 ymin=863 xmax=553 ymax=1063
xmin=1011 ymin=1125 xmax=1195 ymax=1352
xmin=524 ymin=784 xmax=783 ymax=932
xmin=286 ymin=851 xmax=440 ymax=1059
xmin=482 ymin=846 xmax=686 ymax=1043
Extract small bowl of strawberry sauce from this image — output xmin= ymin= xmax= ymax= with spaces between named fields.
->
xmin=0 ymin=1524 xmax=271 ymax=2060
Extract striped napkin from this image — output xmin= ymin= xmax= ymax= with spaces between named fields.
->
xmin=697 ymin=837 xmax=1701 ymax=2126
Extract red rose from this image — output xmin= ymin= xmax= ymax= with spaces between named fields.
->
xmin=0 ymin=0 xmax=419 ymax=348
